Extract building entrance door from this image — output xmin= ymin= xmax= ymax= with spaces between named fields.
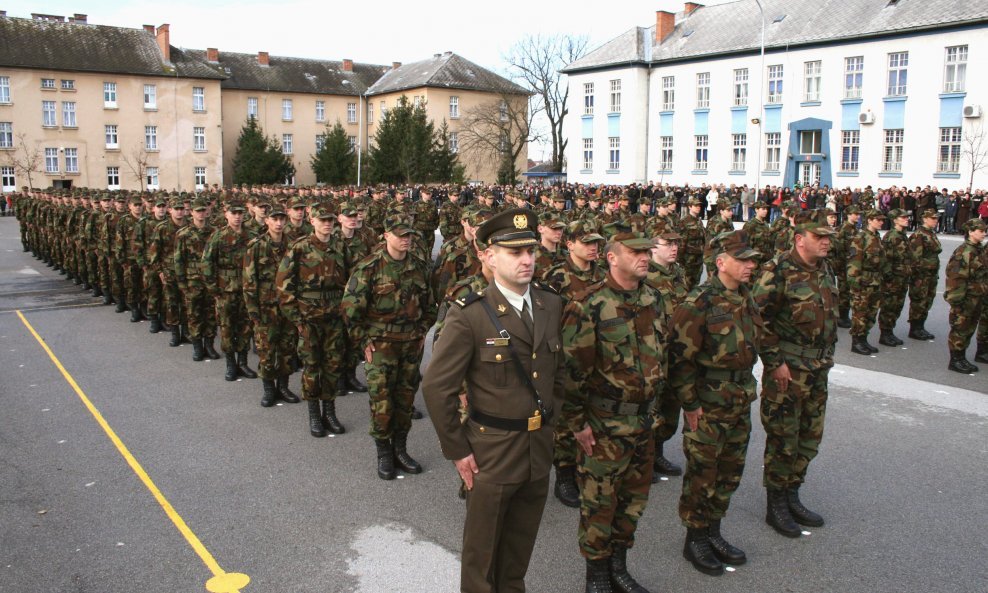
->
xmin=798 ymin=162 xmax=821 ymax=187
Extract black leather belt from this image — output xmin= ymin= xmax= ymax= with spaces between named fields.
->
xmin=589 ymin=395 xmax=654 ymax=416
xmin=470 ymin=408 xmax=553 ymax=432
xmin=703 ymin=368 xmax=754 ymax=382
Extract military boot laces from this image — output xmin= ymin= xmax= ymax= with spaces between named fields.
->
xmin=948 ymin=351 xmax=979 ymax=374
xmin=554 ymin=466 xmax=581 ymax=508
xmin=277 ymin=376 xmax=300 ymax=403
xmin=850 ymin=336 xmax=872 ymax=356
xmin=766 ymin=489 xmax=802 ymax=538
xmin=786 ymin=488 xmax=824 ymax=527
xmin=585 ymin=558 xmax=613 ymax=593
xmin=707 ymin=520 xmax=747 ymax=565
xmin=307 ymin=401 xmax=327 ymax=438
xmin=879 ymin=329 xmax=902 ymax=347
xmin=682 ymin=527 xmax=724 ymax=576
xmin=321 ymin=400 xmax=345 ymax=434
xmin=908 ymin=321 xmax=934 ymax=341
xmin=260 ymin=379 xmax=278 ymax=408
xmin=393 ymin=432 xmax=422 ymax=474
xmin=375 ymin=439 xmax=396 ymax=480
xmin=653 ymin=443 xmax=682 ymax=476
xmin=608 ymin=548 xmax=650 ymax=593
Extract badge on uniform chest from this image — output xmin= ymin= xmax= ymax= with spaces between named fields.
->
xmin=485 ymin=337 xmax=511 ymax=346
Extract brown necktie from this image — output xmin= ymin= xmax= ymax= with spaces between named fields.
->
xmin=521 ymin=300 xmax=535 ymax=338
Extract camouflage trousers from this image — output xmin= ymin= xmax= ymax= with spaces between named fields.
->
xmin=123 ymin=263 xmax=143 ymax=306
xmin=654 ymin=383 xmax=682 ymax=443
xmin=907 ymin=272 xmax=938 ymax=324
xmin=144 ymin=269 xmax=164 ymax=316
xmin=297 ymin=316 xmax=345 ymax=402
xmin=834 ymin=264 xmax=851 ymax=313
xmin=947 ymin=299 xmax=986 ymax=352
xmin=97 ymin=254 xmax=112 ymax=295
xmin=878 ymin=279 xmax=909 ymax=331
xmin=679 ymin=401 xmax=751 ymax=528
xmin=576 ymin=414 xmax=654 ymax=560
xmin=181 ymin=286 xmax=216 ymax=340
xmin=553 ymin=420 xmax=578 ymax=470
xmin=161 ymin=278 xmax=184 ymax=327
xmin=110 ymin=258 xmax=125 ymax=298
xmin=365 ymin=338 xmax=424 ymax=440
xmin=760 ymin=366 xmax=829 ymax=490
xmin=251 ymin=306 xmax=294 ymax=380
xmin=74 ymin=240 xmax=89 ymax=284
xmin=215 ymin=291 xmax=252 ymax=353
xmin=850 ymin=284 xmax=881 ymax=337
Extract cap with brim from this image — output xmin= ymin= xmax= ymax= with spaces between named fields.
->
xmin=713 ymin=230 xmax=761 ymax=260
xmin=114 ymin=195 xmax=126 ymax=203
xmin=225 ymin=200 xmax=246 ymax=213
xmin=288 ymin=196 xmax=307 ymax=208
xmin=656 ymin=230 xmax=682 ymax=241
xmin=845 ymin=205 xmax=861 ymax=215
xmin=887 ymin=208 xmax=908 ymax=219
xmin=190 ymin=198 xmax=209 ymax=211
xmin=385 ymin=215 xmax=417 ymax=236
xmin=476 ymin=208 xmax=538 ymax=247
xmin=471 ymin=208 xmax=494 ymax=227
xmin=567 ymin=220 xmax=604 ymax=243
xmin=963 ymin=218 xmax=987 ymax=232
xmin=338 ymin=201 xmax=359 ymax=217
xmin=168 ymin=197 xmax=185 ymax=208
xmin=311 ymin=205 xmax=335 ymax=220
xmin=540 ymin=212 xmax=566 ymax=229
xmin=128 ymin=195 xmax=143 ymax=205
xmin=754 ymin=202 xmax=770 ymax=210
xmin=268 ymin=202 xmax=287 ymax=217
xmin=920 ymin=209 xmax=939 ymax=219
xmin=716 ymin=198 xmax=733 ymax=210
xmin=794 ymin=212 xmax=837 ymax=236
xmin=612 ymin=231 xmax=655 ymax=251
xmin=551 ymin=194 xmax=566 ymax=203
xmin=864 ymin=209 xmax=886 ymax=220
xmin=687 ymin=197 xmax=703 ymax=206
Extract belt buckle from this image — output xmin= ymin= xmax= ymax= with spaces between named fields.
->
xmin=527 ymin=410 xmax=542 ymax=431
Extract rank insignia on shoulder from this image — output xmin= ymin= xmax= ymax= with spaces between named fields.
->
xmin=497 ymin=304 xmax=507 ymax=313
xmin=455 ymin=291 xmax=483 ymax=308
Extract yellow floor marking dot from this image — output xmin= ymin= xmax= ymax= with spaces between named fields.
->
xmin=206 ymin=572 xmax=251 ymax=593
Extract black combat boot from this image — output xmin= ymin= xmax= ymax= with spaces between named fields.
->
xmin=277 ymin=376 xmax=300 ymax=403
xmin=608 ymin=547 xmax=649 ymax=593
xmin=707 ymin=519 xmax=746 ymax=565
xmin=203 ymin=337 xmax=221 ymax=360
xmin=168 ymin=325 xmax=181 ymax=347
xmin=82 ymin=280 xmax=92 ymax=291
xmin=850 ymin=336 xmax=872 ymax=355
xmin=766 ymin=488 xmax=802 ymax=538
xmin=554 ymin=465 xmax=581 ymax=508
xmin=148 ymin=315 xmax=162 ymax=334
xmin=344 ymin=367 xmax=367 ymax=392
xmin=114 ymin=299 xmax=127 ymax=313
xmin=908 ymin=321 xmax=935 ymax=341
xmin=375 ymin=439 xmax=396 ymax=480
xmin=393 ymin=431 xmax=423 ymax=474
xmin=308 ymin=400 xmax=327 ymax=438
xmin=321 ymin=400 xmax=345 ymax=434
xmin=336 ymin=376 xmax=349 ymax=397
xmin=948 ymin=351 xmax=979 ymax=374
xmin=102 ymin=292 xmax=113 ymax=306
xmin=236 ymin=351 xmax=257 ymax=379
xmin=975 ymin=343 xmax=988 ymax=364
xmin=585 ymin=558 xmax=613 ymax=593
xmin=260 ymin=379 xmax=278 ymax=407
xmin=192 ymin=338 xmax=205 ymax=362
xmin=411 ymin=405 xmax=424 ymax=420
xmin=224 ymin=353 xmax=238 ymax=381
xmin=92 ymin=283 xmax=103 ymax=298
xmin=878 ymin=329 xmax=901 ymax=347
xmin=787 ymin=487 xmax=824 ymax=527
xmin=73 ymin=275 xmax=82 ymax=286
xmin=129 ymin=304 xmax=144 ymax=323
xmin=653 ymin=442 xmax=682 ymax=476
xmin=682 ymin=527 xmax=724 ymax=576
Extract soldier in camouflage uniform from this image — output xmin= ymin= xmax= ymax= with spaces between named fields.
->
xmin=276 ymin=204 xmax=349 ymax=437
xmin=833 ymin=205 xmax=861 ymax=328
xmin=148 ymin=198 xmax=188 ymax=346
xmin=336 ymin=201 xmax=373 ymax=395
xmin=741 ymin=203 xmax=772 ymax=265
xmin=243 ymin=197 xmax=268 ymax=239
xmin=108 ymin=196 xmax=128 ymax=312
xmin=768 ymin=202 xmax=794 ymax=258
xmin=431 ymin=208 xmax=491 ymax=303
xmin=534 ymin=212 xmax=567 ymax=275
xmin=561 ymin=229 xmax=665 ymax=593
xmin=284 ymin=196 xmax=314 ymax=243
xmin=906 ymin=209 xmax=942 ymax=341
xmin=944 ymin=218 xmax=987 ymax=374
xmin=680 ymin=197 xmax=707 ymax=289
xmin=878 ymin=209 xmax=912 ymax=346
xmin=134 ymin=196 xmax=168 ymax=333
xmin=96 ymin=195 xmax=116 ymax=306
xmin=342 ymin=215 xmax=438 ymax=480
xmin=174 ymin=198 xmax=218 ymax=361
xmin=847 ymin=210 xmax=886 ymax=355
xmin=365 ymin=188 xmax=388 ymax=237
xmin=115 ymin=195 xmax=146 ymax=322
xmin=703 ymin=199 xmax=735 ymax=278
xmin=438 ymin=191 xmax=463 ymax=242
xmin=669 ymin=230 xmax=762 ymax=576
xmin=412 ymin=187 xmax=440 ymax=262
xmin=752 ymin=212 xmax=837 ymax=539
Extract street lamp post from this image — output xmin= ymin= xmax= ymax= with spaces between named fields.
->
xmin=754 ymin=0 xmax=766 ymax=203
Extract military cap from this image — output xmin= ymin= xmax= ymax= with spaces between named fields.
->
xmin=476 ymin=208 xmax=538 ymax=248
xmin=337 ymin=201 xmax=359 ymax=217
xmin=419 ymin=186 xmax=433 ymax=195
xmin=962 ymin=218 xmax=987 ymax=232
xmin=550 ymin=193 xmax=566 ymax=203
xmin=687 ymin=197 xmax=704 ymax=207
xmin=114 ymin=194 xmax=127 ymax=203
xmin=716 ymin=198 xmax=733 ymax=210
xmin=268 ymin=201 xmax=287 ymax=217
xmin=610 ymin=226 xmax=655 ymax=251
xmin=575 ymin=194 xmax=588 ymax=201
xmin=844 ymin=205 xmax=861 ymax=215
xmin=128 ymin=195 xmax=143 ymax=205
xmin=823 ymin=207 xmax=836 ymax=216
xmin=168 ymin=197 xmax=185 ymax=208
xmin=781 ymin=201 xmax=798 ymax=212
xmin=793 ymin=211 xmax=837 ymax=236
xmin=309 ymin=204 xmax=334 ymax=219
xmin=863 ymin=209 xmax=886 ymax=220
xmin=384 ymin=214 xmax=416 ymax=236
xmin=254 ymin=198 xmax=272 ymax=210
xmin=712 ymin=230 xmax=760 ymax=260
xmin=472 ymin=208 xmax=495 ymax=226
xmin=224 ymin=199 xmax=247 ymax=213
xmin=920 ymin=208 xmax=939 ymax=220
xmin=656 ymin=229 xmax=682 ymax=242
xmin=539 ymin=212 xmax=567 ymax=229
xmin=887 ymin=208 xmax=909 ymax=219
xmin=753 ymin=201 xmax=770 ymax=210
xmin=607 ymin=195 xmax=621 ymax=204
xmin=286 ymin=196 xmax=306 ymax=209
xmin=567 ymin=220 xmax=605 ymax=243
xmin=190 ymin=197 xmax=209 ymax=211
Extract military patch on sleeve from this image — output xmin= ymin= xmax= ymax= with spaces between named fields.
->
xmin=346 ymin=274 xmax=359 ymax=294
xmin=455 ymin=291 xmax=484 ymax=308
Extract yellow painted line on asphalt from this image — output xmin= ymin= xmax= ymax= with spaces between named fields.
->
xmin=16 ymin=310 xmax=250 ymax=593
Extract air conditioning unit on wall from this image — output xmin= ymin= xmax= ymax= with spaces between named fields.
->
xmin=858 ymin=112 xmax=876 ymax=125
xmin=963 ymin=105 xmax=983 ymax=118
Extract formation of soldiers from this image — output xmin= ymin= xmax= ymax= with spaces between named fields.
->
xmin=10 ymin=181 xmax=987 ymax=593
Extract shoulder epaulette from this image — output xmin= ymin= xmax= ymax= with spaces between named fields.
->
xmin=454 ymin=290 xmax=485 ymax=308
xmin=531 ymin=280 xmax=559 ymax=295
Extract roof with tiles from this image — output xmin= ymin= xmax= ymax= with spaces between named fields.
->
xmin=366 ymin=52 xmax=529 ymax=96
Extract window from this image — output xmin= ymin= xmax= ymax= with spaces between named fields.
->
xmin=887 ymin=52 xmax=908 ymax=96
xmin=696 ymin=73 xmax=710 ymax=108
xmin=190 ymin=127 xmax=204 ymax=151
xmin=0 ymin=76 xmax=9 ymax=103
xmin=103 ymin=82 xmax=117 ymax=107
xmin=938 ymin=127 xmax=962 ymax=173
xmin=40 ymin=101 xmax=56 ymax=127
xmin=944 ymin=45 xmax=967 ymax=93
xmin=347 ymin=102 xmax=357 ymax=123
xmin=841 ymin=130 xmax=860 ymax=172
xmin=582 ymin=138 xmax=593 ymax=170
xmin=844 ymin=57 xmax=864 ymax=99
xmin=608 ymin=137 xmax=620 ymax=170
xmin=449 ymin=96 xmax=459 ymax=119
xmin=660 ymin=136 xmax=673 ymax=170
xmin=1 ymin=166 xmax=14 ymax=192
xmin=583 ymin=82 xmax=594 ymax=115
xmin=146 ymin=166 xmax=159 ymax=190
xmin=499 ymin=101 xmax=509 ymax=122
xmin=662 ymin=76 xmax=675 ymax=111
xmin=247 ymin=97 xmax=258 ymax=119
xmin=609 ymin=79 xmax=621 ymax=113
xmin=694 ymin=135 xmax=708 ymax=170
xmin=800 ymin=130 xmax=822 ymax=154
xmin=145 ymin=125 xmax=158 ymax=150
xmin=282 ymin=99 xmax=293 ymax=121
xmin=348 ymin=136 xmax=357 ymax=151
xmin=882 ymin=129 xmax=904 ymax=173
xmin=733 ymin=69 xmax=748 ymax=106
xmin=449 ymin=132 xmax=458 ymax=154
xmin=315 ymin=100 xmax=325 ymax=122
xmin=367 ymin=103 xmax=374 ymax=124
xmin=731 ymin=133 xmax=747 ymax=171
xmin=194 ymin=166 xmax=206 ymax=189
xmin=45 ymin=148 xmax=59 ymax=173
xmin=41 ymin=78 xmax=56 ymax=89
xmin=803 ymin=61 xmax=821 ymax=102
xmin=61 ymin=102 xmax=76 ymax=127
xmin=282 ymin=133 xmax=293 ymax=155
xmin=105 ymin=124 xmax=118 ymax=149
xmin=413 ymin=96 xmax=422 ymax=108
xmin=765 ymin=132 xmax=781 ymax=171
xmin=192 ymin=87 xmax=205 ymax=112
xmin=315 ymin=135 xmax=326 ymax=152
xmin=0 ymin=122 xmax=11 ymax=148
xmin=60 ymin=79 xmax=74 ymax=90
xmin=767 ymin=65 xmax=783 ymax=103
xmin=107 ymin=167 xmax=120 ymax=189
xmin=64 ymin=148 xmax=78 ymax=173
xmin=380 ymin=101 xmax=386 ymax=121
xmin=144 ymin=84 xmax=157 ymax=109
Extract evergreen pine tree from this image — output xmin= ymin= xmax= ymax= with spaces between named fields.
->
xmin=310 ymin=121 xmax=355 ymax=185
xmin=232 ymin=117 xmax=296 ymax=185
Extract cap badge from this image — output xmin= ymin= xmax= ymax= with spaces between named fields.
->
xmin=513 ymin=214 xmax=528 ymax=229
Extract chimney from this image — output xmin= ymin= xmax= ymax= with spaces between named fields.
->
xmin=207 ymin=47 xmax=219 ymax=63
xmin=685 ymin=2 xmax=703 ymax=14
xmin=655 ymin=11 xmax=675 ymax=43
xmin=257 ymin=51 xmax=270 ymax=66
xmin=143 ymin=24 xmax=154 ymax=34
xmin=155 ymin=24 xmax=170 ymax=63
xmin=342 ymin=59 xmax=353 ymax=72
xmin=392 ymin=61 xmax=402 ymax=70
xmin=72 ymin=13 xmax=87 ymax=24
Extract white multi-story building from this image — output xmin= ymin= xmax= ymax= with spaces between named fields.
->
xmin=563 ymin=0 xmax=988 ymax=191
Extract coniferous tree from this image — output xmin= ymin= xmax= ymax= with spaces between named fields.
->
xmin=311 ymin=121 xmax=355 ymax=185
xmin=232 ymin=117 xmax=296 ymax=185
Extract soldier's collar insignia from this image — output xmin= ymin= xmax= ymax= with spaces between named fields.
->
xmin=497 ymin=304 xmax=507 ymax=313
xmin=534 ymin=298 xmax=542 ymax=307
xmin=513 ymin=215 xmax=528 ymax=229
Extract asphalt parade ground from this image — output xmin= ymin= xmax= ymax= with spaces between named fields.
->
xmin=1 ymin=215 xmax=985 ymax=593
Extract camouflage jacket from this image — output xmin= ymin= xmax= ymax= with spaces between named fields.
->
xmin=202 ymin=226 xmax=250 ymax=294
xmin=365 ymin=200 xmax=387 ymax=236
xmin=438 ymin=201 xmax=463 ymax=240
xmin=769 ymin=217 xmax=790 ymax=248
xmin=668 ymin=275 xmax=762 ymax=412
xmin=413 ymin=200 xmax=439 ymax=234
xmin=132 ymin=216 xmax=166 ymax=267
xmin=243 ymin=233 xmax=289 ymax=319
xmin=243 ymin=218 xmax=266 ymax=240
xmin=881 ymin=229 xmax=912 ymax=284
xmin=114 ymin=213 xmax=142 ymax=263
xmin=832 ymin=220 xmax=858 ymax=269
xmin=534 ymin=245 xmax=566 ymax=277
xmin=847 ymin=229 xmax=885 ymax=287
xmin=284 ymin=220 xmax=313 ymax=244
xmin=275 ymin=233 xmax=348 ymax=324
xmin=434 ymin=273 xmax=488 ymax=340
xmin=98 ymin=211 xmax=119 ymax=256
xmin=742 ymin=217 xmax=773 ymax=263
xmin=147 ymin=219 xmax=186 ymax=280
xmin=338 ymin=229 xmax=374 ymax=274
xmin=752 ymin=250 xmax=837 ymax=373
xmin=626 ymin=212 xmax=649 ymax=234
xmin=342 ymin=248 xmax=437 ymax=348
xmin=909 ymin=226 xmax=942 ymax=275
xmin=774 ymin=226 xmax=795 ymax=254
xmin=944 ymin=240 xmax=987 ymax=305
xmin=644 ymin=261 xmax=689 ymax=320
xmin=431 ymin=234 xmax=480 ymax=303
xmin=679 ymin=213 xmax=706 ymax=257
xmin=542 ymin=257 xmax=606 ymax=303
xmin=173 ymin=223 xmax=213 ymax=289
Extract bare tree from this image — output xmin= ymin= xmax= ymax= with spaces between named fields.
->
xmin=503 ymin=34 xmax=589 ymax=173
xmin=0 ymin=133 xmax=43 ymax=190
xmin=962 ymin=123 xmax=987 ymax=193
xmin=121 ymin=142 xmax=153 ymax=191
xmin=459 ymin=93 xmax=543 ymax=184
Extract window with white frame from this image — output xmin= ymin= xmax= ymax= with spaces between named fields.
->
xmin=803 ymin=61 xmax=821 ymax=102
xmin=882 ymin=129 xmax=904 ymax=172
xmin=193 ymin=127 xmax=206 ymax=151
xmin=449 ymin=96 xmax=459 ymax=119
xmin=41 ymin=78 xmax=55 ymax=89
xmin=733 ymin=69 xmax=748 ymax=106
xmin=841 ymin=130 xmax=860 ymax=172
xmin=367 ymin=103 xmax=373 ymax=124
xmin=282 ymin=133 xmax=293 ymax=155
xmin=192 ymin=87 xmax=205 ymax=111
xmin=943 ymin=46 xmax=967 ymax=93
xmin=499 ymin=101 xmax=509 ymax=122
xmin=282 ymin=99 xmax=293 ymax=120
xmin=144 ymin=84 xmax=157 ymax=109
xmin=45 ymin=148 xmax=59 ymax=173
xmin=765 ymin=132 xmax=781 ymax=171
xmin=767 ymin=65 xmax=783 ymax=103
xmin=42 ymin=101 xmax=57 ymax=127
xmin=731 ymin=133 xmax=747 ymax=171
xmin=662 ymin=76 xmax=675 ymax=111
xmin=380 ymin=101 xmax=386 ymax=121
xmin=696 ymin=73 xmax=710 ymax=108
xmin=105 ymin=124 xmax=118 ymax=149
xmin=316 ymin=100 xmax=325 ymax=122
xmin=413 ymin=96 xmax=422 ymax=108
xmin=660 ymin=136 xmax=673 ymax=170
xmin=64 ymin=148 xmax=78 ymax=173
xmin=1 ymin=166 xmax=14 ymax=192
xmin=584 ymin=82 xmax=594 ymax=115
xmin=247 ymin=97 xmax=258 ymax=119
xmin=194 ymin=166 xmax=206 ymax=189
xmin=887 ymin=52 xmax=908 ymax=96
xmin=449 ymin=132 xmax=458 ymax=153
xmin=145 ymin=125 xmax=158 ymax=150
xmin=844 ymin=57 xmax=864 ymax=99
xmin=315 ymin=135 xmax=326 ymax=152
xmin=800 ymin=130 xmax=822 ymax=155
xmin=107 ymin=166 xmax=120 ymax=189
xmin=347 ymin=102 xmax=357 ymax=123
xmin=348 ymin=136 xmax=357 ymax=151
xmin=0 ymin=76 xmax=9 ymax=103
xmin=582 ymin=138 xmax=593 ymax=170
xmin=103 ymin=82 xmax=117 ymax=107
xmin=608 ymin=137 xmax=620 ymax=170
xmin=146 ymin=166 xmax=159 ymax=189
xmin=61 ymin=79 xmax=74 ymax=90
xmin=609 ymin=80 xmax=621 ymax=113
xmin=61 ymin=102 xmax=76 ymax=127
xmin=695 ymin=135 xmax=708 ymax=170
xmin=938 ymin=127 xmax=962 ymax=173
xmin=0 ymin=122 xmax=11 ymax=148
